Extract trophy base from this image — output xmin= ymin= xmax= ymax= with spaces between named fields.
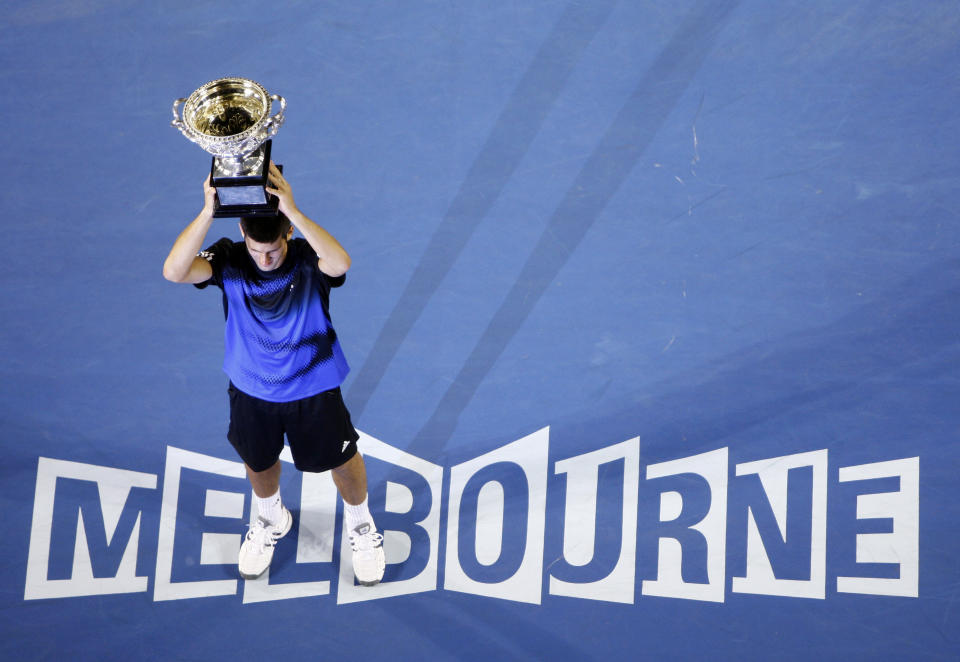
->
xmin=213 ymin=197 xmax=281 ymax=218
xmin=210 ymin=141 xmax=282 ymax=218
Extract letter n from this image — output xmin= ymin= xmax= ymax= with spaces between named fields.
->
xmin=731 ymin=449 xmax=828 ymax=599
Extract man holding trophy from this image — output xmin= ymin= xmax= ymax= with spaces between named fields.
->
xmin=163 ymin=78 xmax=385 ymax=585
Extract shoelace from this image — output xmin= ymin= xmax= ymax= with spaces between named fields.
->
xmin=246 ymin=516 xmax=279 ymax=551
xmin=349 ymin=528 xmax=384 ymax=552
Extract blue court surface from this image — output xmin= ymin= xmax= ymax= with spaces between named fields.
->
xmin=2 ymin=1 xmax=958 ymax=660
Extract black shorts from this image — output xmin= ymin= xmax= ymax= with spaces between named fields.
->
xmin=227 ymin=383 xmax=360 ymax=473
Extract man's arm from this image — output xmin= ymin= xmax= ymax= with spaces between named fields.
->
xmin=162 ymin=175 xmax=216 ymax=284
xmin=265 ymin=162 xmax=351 ymax=277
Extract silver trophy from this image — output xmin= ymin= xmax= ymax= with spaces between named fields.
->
xmin=172 ymin=77 xmax=286 ymax=217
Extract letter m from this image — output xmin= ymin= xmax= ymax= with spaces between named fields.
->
xmin=25 ymin=458 xmax=157 ymax=600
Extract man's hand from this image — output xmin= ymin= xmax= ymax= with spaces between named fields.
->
xmin=263 ymin=162 xmax=351 ymax=277
xmin=202 ymin=173 xmax=216 ymax=216
xmin=265 ymin=161 xmax=296 ymax=217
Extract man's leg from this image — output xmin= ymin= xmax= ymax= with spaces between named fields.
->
xmin=246 ymin=460 xmax=285 ymax=524
xmin=238 ymin=460 xmax=291 ymax=579
xmin=332 ymin=452 xmax=385 ymax=586
xmin=330 ymin=452 xmax=366 ymax=505
xmin=228 ymin=385 xmax=290 ymax=578
xmin=247 ymin=460 xmax=282 ymax=498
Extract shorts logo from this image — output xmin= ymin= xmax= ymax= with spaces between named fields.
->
xmin=342 ymin=441 xmax=350 ymax=453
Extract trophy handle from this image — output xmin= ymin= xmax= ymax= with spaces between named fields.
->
xmin=263 ymin=94 xmax=286 ymax=137
xmin=171 ymin=97 xmax=188 ymax=132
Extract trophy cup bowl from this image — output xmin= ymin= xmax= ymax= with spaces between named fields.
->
xmin=172 ymin=77 xmax=286 ymax=217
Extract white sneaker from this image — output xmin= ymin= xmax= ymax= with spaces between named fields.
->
xmin=349 ymin=522 xmax=385 ymax=586
xmin=238 ymin=507 xmax=293 ymax=579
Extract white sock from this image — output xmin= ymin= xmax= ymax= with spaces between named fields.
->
xmin=256 ymin=490 xmax=283 ymax=524
xmin=344 ymin=495 xmax=374 ymax=532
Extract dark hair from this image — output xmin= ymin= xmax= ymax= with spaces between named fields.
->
xmin=240 ymin=213 xmax=291 ymax=244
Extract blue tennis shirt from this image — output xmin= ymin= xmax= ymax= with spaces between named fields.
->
xmin=196 ymin=237 xmax=350 ymax=402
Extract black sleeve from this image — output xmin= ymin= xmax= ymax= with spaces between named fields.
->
xmin=294 ymin=238 xmax=347 ymax=289
xmin=193 ymin=237 xmax=235 ymax=290
xmin=326 ymin=272 xmax=347 ymax=289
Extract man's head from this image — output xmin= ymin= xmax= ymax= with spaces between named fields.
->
xmin=238 ymin=214 xmax=293 ymax=271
